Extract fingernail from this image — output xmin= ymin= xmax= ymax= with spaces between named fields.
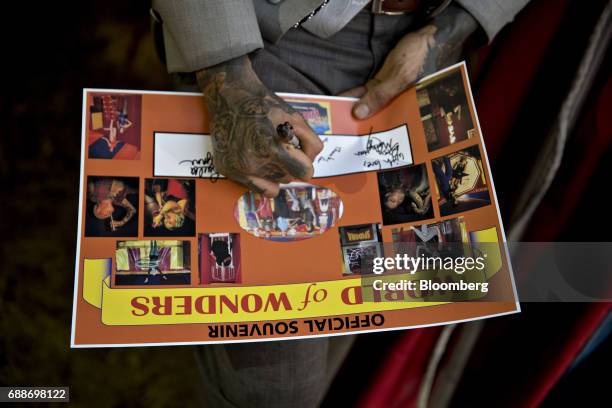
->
xmin=354 ymin=104 xmax=369 ymax=119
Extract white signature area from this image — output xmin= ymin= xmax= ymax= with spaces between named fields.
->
xmin=153 ymin=125 xmax=413 ymax=179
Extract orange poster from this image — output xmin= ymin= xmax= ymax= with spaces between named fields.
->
xmin=71 ymin=62 xmax=519 ymax=347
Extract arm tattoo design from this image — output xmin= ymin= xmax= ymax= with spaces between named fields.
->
xmin=196 ymin=56 xmax=308 ymax=185
xmin=421 ymin=5 xmax=478 ymax=78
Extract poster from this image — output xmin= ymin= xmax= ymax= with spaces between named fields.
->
xmin=71 ymin=62 xmax=519 ymax=347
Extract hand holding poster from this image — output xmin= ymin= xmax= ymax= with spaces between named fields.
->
xmin=71 ymin=63 xmax=519 ymax=347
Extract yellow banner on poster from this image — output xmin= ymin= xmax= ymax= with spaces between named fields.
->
xmin=83 ymin=258 xmax=502 ymax=326
xmin=83 ymin=260 xmax=453 ymax=326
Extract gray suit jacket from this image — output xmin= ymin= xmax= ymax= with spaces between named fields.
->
xmin=152 ymin=0 xmax=529 ymax=73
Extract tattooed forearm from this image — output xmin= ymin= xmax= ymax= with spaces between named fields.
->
xmin=421 ymin=5 xmax=478 ymax=77
xmin=195 ymin=55 xmax=309 ymax=189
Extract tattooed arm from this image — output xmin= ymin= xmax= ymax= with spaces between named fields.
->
xmin=341 ymin=5 xmax=478 ymax=119
xmin=196 ymin=55 xmax=323 ymax=197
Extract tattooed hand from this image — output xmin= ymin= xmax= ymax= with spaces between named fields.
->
xmin=196 ymin=55 xmax=323 ymax=197
xmin=341 ymin=5 xmax=477 ymax=119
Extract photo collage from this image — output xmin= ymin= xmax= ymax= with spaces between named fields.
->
xmin=72 ymin=61 xmax=524 ymax=348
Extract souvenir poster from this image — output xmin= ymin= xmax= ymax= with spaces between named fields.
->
xmin=71 ymin=62 xmax=519 ymax=347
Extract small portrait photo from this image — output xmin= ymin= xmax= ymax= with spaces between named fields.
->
xmin=115 ymin=240 xmax=191 ymax=285
xmin=287 ymin=100 xmax=332 ymax=134
xmin=234 ymin=184 xmax=343 ymax=242
xmin=417 ymin=69 xmax=475 ymax=151
xmin=87 ymin=93 xmax=142 ymax=160
xmin=432 ymin=145 xmax=491 ymax=216
xmin=85 ymin=176 xmax=139 ymax=237
xmin=143 ymin=178 xmax=196 ymax=237
xmin=199 ymin=233 xmax=242 ymax=284
xmin=377 ymin=164 xmax=434 ymax=226
xmin=338 ymin=223 xmax=383 ymax=275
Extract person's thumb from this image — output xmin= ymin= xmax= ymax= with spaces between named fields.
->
xmin=352 ymin=78 xmax=402 ymax=120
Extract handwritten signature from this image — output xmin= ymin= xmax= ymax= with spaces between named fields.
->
xmin=179 ymin=152 xmax=221 ymax=182
xmin=354 ymin=128 xmax=405 ymax=169
xmin=317 ymin=146 xmax=342 ymax=163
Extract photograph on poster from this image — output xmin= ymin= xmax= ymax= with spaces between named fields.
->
xmin=144 ymin=178 xmax=196 ymax=237
xmin=432 ymin=145 xmax=491 ymax=216
xmin=114 ymin=240 xmax=191 ymax=285
xmin=235 ymin=185 xmax=343 ymax=241
xmin=85 ymin=176 xmax=139 ymax=237
xmin=199 ymin=233 xmax=241 ymax=284
xmin=87 ymin=93 xmax=141 ymax=160
xmin=338 ymin=223 xmax=383 ymax=275
xmin=287 ymin=100 xmax=332 ymax=135
xmin=377 ymin=164 xmax=434 ymax=226
xmin=417 ymin=69 xmax=475 ymax=151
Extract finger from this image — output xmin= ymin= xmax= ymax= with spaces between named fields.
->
xmin=246 ymin=176 xmax=280 ymax=198
xmin=352 ymin=78 xmax=403 ymax=120
xmin=268 ymin=109 xmax=323 ymax=161
xmin=276 ymin=144 xmax=315 ymax=181
xmin=290 ymin=118 xmax=323 ymax=161
xmin=339 ymin=86 xmax=367 ymax=98
xmin=274 ymin=172 xmax=294 ymax=184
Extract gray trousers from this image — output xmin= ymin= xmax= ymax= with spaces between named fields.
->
xmin=191 ymin=10 xmax=419 ymax=408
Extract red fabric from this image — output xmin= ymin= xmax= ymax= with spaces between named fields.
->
xmin=475 ymin=0 xmax=569 ymax=160
xmin=357 ymin=328 xmax=442 ymax=408
xmin=523 ymin=77 xmax=612 ymax=241
xmin=515 ymin=24 xmax=612 ymax=408
xmin=444 ymin=304 xmax=611 ymax=407
xmin=523 ymin=304 xmax=611 ymax=407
